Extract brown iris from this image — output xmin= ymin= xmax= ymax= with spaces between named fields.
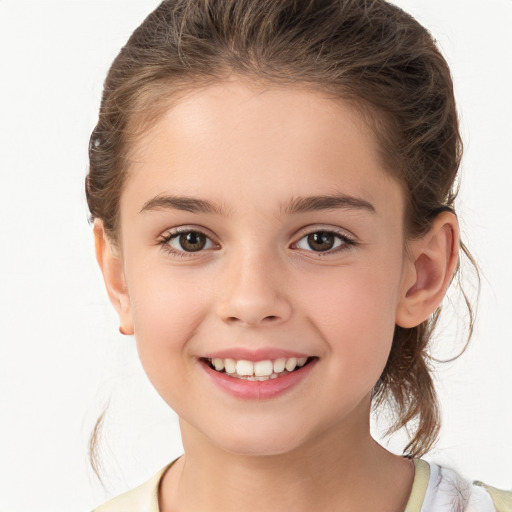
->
xmin=179 ymin=231 xmax=207 ymax=252
xmin=307 ymin=232 xmax=336 ymax=252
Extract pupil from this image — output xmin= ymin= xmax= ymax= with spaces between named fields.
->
xmin=308 ymin=232 xmax=334 ymax=252
xmin=180 ymin=232 xmax=206 ymax=251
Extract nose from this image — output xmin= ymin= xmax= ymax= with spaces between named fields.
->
xmin=215 ymin=250 xmax=293 ymax=327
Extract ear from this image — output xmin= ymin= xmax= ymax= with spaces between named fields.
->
xmin=93 ymin=220 xmax=134 ymax=335
xmin=396 ymin=211 xmax=459 ymax=328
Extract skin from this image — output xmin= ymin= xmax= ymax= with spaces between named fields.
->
xmin=95 ymin=79 xmax=459 ymax=512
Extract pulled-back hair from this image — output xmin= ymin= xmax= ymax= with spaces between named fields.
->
xmin=86 ymin=0 xmax=476 ymax=457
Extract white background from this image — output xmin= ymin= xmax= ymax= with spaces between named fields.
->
xmin=0 ymin=1 xmax=511 ymax=510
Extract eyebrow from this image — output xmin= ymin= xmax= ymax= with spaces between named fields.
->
xmin=282 ymin=194 xmax=376 ymax=215
xmin=139 ymin=193 xmax=375 ymax=216
xmin=140 ymin=195 xmax=230 ymax=216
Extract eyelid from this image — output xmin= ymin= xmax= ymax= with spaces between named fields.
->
xmin=293 ymin=224 xmax=356 ymax=243
xmin=159 ymin=225 xmax=217 ymax=240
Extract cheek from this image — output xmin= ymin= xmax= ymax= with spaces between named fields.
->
xmin=126 ymin=270 xmax=215 ymax=413
xmin=126 ymin=265 xmax=210 ymax=367
xmin=298 ymin=263 xmax=402 ymax=381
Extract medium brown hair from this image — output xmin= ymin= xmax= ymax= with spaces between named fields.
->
xmin=86 ymin=0 xmax=476 ymax=457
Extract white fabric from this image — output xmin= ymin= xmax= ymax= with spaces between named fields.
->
xmin=467 ymin=486 xmax=498 ymax=512
xmin=421 ymin=462 xmax=495 ymax=512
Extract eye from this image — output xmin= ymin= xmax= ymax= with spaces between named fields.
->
xmin=162 ymin=229 xmax=216 ymax=254
xmin=294 ymin=230 xmax=353 ymax=253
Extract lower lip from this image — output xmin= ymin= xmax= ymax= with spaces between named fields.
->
xmin=201 ymin=359 xmax=317 ymax=400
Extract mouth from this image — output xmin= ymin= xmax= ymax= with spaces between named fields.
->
xmin=201 ymin=356 xmax=316 ymax=381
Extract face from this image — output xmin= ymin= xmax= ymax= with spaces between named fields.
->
xmin=111 ymin=80 xmax=416 ymax=456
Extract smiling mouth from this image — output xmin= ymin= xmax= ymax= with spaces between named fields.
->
xmin=202 ymin=356 xmax=315 ymax=381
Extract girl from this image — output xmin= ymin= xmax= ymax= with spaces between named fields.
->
xmin=86 ymin=0 xmax=511 ymax=511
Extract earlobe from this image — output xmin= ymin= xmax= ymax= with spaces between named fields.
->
xmin=396 ymin=211 xmax=459 ymax=328
xmin=93 ymin=220 xmax=134 ymax=335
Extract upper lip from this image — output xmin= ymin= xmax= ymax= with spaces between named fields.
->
xmin=201 ymin=347 xmax=313 ymax=361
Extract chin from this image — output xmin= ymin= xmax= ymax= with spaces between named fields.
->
xmin=204 ymin=420 xmax=311 ymax=457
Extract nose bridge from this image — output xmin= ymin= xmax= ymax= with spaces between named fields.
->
xmin=216 ymin=242 xmax=292 ymax=327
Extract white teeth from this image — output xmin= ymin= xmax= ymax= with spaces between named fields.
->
xmin=213 ymin=358 xmax=224 ymax=371
xmin=285 ymin=357 xmax=298 ymax=372
xmin=254 ymin=360 xmax=273 ymax=377
xmin=209 ymin=356 xmax=310 ymax=377
xmin=224 ymin=358 xmax=236 ymax=374
xmin=236 ymin=360 xmax=254 ymax=376
xmin=273 ymin=358 xmax=286 ymax=373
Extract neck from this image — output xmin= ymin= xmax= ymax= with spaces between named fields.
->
xmin=159 ymin=412 xmax=414 ymax=512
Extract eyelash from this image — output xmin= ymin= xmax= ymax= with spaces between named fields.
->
xmin=158 ymin=227 xmax=356 ymax=258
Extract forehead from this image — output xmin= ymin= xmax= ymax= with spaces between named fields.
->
xmin=123 ymin=80 xmax=403 ymax=218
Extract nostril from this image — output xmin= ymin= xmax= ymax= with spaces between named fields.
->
xmin=225 ymin=314 xmax=279 ymax=325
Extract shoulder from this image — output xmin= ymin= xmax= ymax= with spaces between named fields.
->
xmin=416 ymin=459 xmax=512 ymax=512
xmin=91 ymin=464 xmax=171 ymax=512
